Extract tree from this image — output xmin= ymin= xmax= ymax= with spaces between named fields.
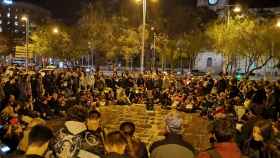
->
xmin=78 ymin=2 xmax=151 ymax=67
xmin=153 ymin=33 xmax=170 ymax=70
xmin=207 ymin=17 xmax=280 ymax=75
xmin=176 ymin=31 xmax=208 ymax=71
xmin=31 ymin=24 xmax=72 ymax=59
xmin=238 ymin=21 xmax=280 ymax=75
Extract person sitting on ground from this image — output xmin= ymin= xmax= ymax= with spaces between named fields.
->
xmin=26 ymin=125 xmax=53 ymax=158
xmin=18 ymin=118 xmax=46 ymax=153
xmin=116 ymin=88 xmax=131 ymax=105
xmin=81 ymin=110 xmax=106 ymax=156
xmin=52 ymin=105 xmax=88 ymax=158
xmin=197 ymin=118 xmax=241 ymax=158
xmin=149 ymin=111 xmax=196 ymax=158
xmin=120 ymin=121 xmax=148 ymax=158
xmin=104 ymin=131 xmax=128 ymax=158
xmin=16 ymin=125 xmax=53 ymax=158
xmin=48 ymin=92 xmax=60 ymax=116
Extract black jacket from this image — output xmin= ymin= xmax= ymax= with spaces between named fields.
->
xmin=103 ymin=153 xmax=128 ymax=158
xmin=150 ymin=133 xmax=196 ymax=158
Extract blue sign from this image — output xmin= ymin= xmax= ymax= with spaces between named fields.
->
xmin=208 ymin=0 xmax=219 ymax=6
xmin=3 ymin=0 xmax=13 ymax=5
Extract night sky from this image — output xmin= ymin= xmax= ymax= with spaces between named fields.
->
xmin=15 ymin=0 xmax=280 ymax=24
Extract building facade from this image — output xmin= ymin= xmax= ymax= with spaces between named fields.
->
xmin=194 ymin=52 xmax=223 ymax=74
xmin=0 ymin=0 xmax=51 ymax=45
xmin=194 ymin=52 xmax=279 ymax=76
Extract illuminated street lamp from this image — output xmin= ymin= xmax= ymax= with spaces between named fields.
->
xmin=134 ymin=0 xmax=158 ymax=73
xmin=21 ymin=15 xmax=29 ymax=72
xmin=224 ymin=4 xmax=242 ymax=25
xmin=233 ymin=5 xmax=242 ymax=13
xmin=277 ymin=20 xmax=280 ymax=28
xmin=52 ymin=27 xmax=59 ymax=34
xmin=221 ymin=5 xmax=242 ymax=74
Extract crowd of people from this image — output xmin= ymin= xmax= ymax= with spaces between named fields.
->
xmin=0 ymin=65 xmax=279 ymax=158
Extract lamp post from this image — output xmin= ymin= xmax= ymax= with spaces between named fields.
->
xmin=138 ymin=0 xmax=146 ymax=74
xmin=276 ymin=19 xmax=280 ymax=28
xmin=21 ymin=15 xmax=29 ymax=72
xmin=224 ymin=5 xmax=242 ymax=25
xmin=222 ymin=5 xmax=242 ymax=74
xmin=151 ymin=27 xmax=156 ymax=71
xmin=52 ymin=27 xmax=59 ymax=34
xmin=135 ymin=0 xmax=157 ymax=73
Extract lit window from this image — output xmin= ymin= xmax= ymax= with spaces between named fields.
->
xmin=14 ymin=21 xmax=18 ymax=26
xmin=15 ymin=15 xmax=18 ymax=19
xmin=0 ymin=20 xmax=2 ymax=24
xmin=15 ymin=29 xmax=18 ymax=33
xmin=7 ymin=13 xmax=10 ymax=18
xmin=0 ymin=27 xmax=3 ymax=32
xmin=7 ymin=21 xmax=10 ymax=25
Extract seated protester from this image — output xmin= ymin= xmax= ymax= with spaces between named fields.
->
xmin=149 ymin=112 xmax=196 ymax=158
xmin=52 ymin=105 xmax=88 ymax=158
xmin=80 ymin=110 xmax=106 ymax=156
xmin=48 ymin=92 xmax=60 ymax=116
xmin=57 ymin=93 xmax=68 ymax=116
xmin=177 ymin=95 xmax=195 ymax=113
xmin=2 ymin=118 xmax=23 ymax=153
xmin=1 ymin=95 xmax=20 ymax=118
xmin=159 ymin=89 xmax=172 ymax=107
xmin=120 ymin=122 xmax=148 ymax=158
xmin=243 ymin=120 xmax=273 ymax=158
xmin=145 ymin=89 xmax=154 ymax=111
xmin=17 ymin=96 xmax=38 ymax=118
xmin=18 ymin=118 xmax=46 ymax=153
xmin=23 ymin=125 xmax=53 ymax=158
xmin=197 ymin=118 xmax=241 ymax=158
xmin=53 ymin=107 xmax=105 ymax=158
xmin=116 ymin=88 xmax=131 ymax=105
xmin=35 ymin=97 xmax=51 ymax=119
xmin=8 ymin=125 xmax=53 ymax=158
xmin=104 ymin=131 xmax=128 ymax=158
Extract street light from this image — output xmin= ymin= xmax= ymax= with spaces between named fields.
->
xmin=52 ymin=27 xmax=59 ymax=34
xmin=222 ymin=5 xmax=242 ymax=74
xmin=151 ymin=27 xmax=156 ymax=71
xmin=233 ymin=6 xmax=242 ymax=13
xmin=134 ymin=0 xmax=158 ymax=73
xmin=21 ymin=15 xmax=29 ymax=72
xmin=224 ymin=4 xmax=242 ymax=25
xmin=277 ymin=20 xmax=280 ymax=28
